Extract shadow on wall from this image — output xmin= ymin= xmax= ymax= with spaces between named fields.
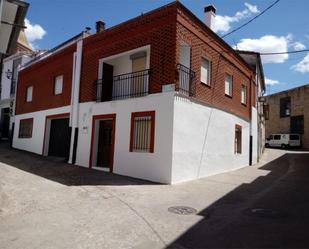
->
xmin=167 ymin=152 xmax=309 ymax=248
xmin=0 ymin=142 xmax=157 ymax=186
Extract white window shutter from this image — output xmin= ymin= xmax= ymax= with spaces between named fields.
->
xmin=26 ymin=86 xmax=33 ymax=102
xmin=54 ymin=75 xmax=63 ymax=95
xmin=201 ymin=58 xmax=210 ymax=85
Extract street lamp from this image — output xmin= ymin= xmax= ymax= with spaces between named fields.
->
xmin=5 ymin=69 xmax=12 ymax=79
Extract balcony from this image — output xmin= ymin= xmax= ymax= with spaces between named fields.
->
xmin=95 ymin=69 xmax=150 ymax=102
xmin=176 ymin=64 xmax=196 ymax=97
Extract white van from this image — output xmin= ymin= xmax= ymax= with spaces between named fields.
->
xmin=265 ymin=134 xmax=301 ymax=149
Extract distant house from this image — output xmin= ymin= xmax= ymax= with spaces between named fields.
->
xmin=265 ymin=84 xmax=309 ymax=149
xmin=237 ymin=50 xmax=266 ymax=163
xmin=0 ymin=0 xmax=30 ymax=141
xmin=0 ymin=30 xmax=34 ymax=141
xmin=13 ymin=2 xmax=264 ymax=184
xmin=0 ymin=0 xmax=29 ymax=55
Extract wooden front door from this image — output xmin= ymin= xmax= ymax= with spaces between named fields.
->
xmin=97 ymin=120 xmax=113 ymax=169
xmin=0 ymin=108 xmax=10 ymax=138
xmin=48 ymin=118 xmax=71 ymax=159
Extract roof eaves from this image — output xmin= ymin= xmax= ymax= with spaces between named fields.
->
xmin=4 ymin=0 xmax=29 ymax=55
xmin=21 ymin=31 xmax=87 ymax=70
xmin=266 ymin=83 xmax=309 ymax=97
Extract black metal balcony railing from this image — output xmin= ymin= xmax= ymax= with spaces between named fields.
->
xmin=95 ymin=69 xmax=150 ymax=102
xmin=176 ymin=63 xmax=196 ymax=96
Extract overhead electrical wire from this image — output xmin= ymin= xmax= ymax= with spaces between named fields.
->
xmin=260 ymin=49 xmax=309 ymax=55
xmin=221 ymin=0 xmax=281 ymax=38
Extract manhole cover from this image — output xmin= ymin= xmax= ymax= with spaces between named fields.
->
xmin=168 ymin=206 xmax=197 ymax=215
xmin=244 ymin=208 xmax=288 ymax=219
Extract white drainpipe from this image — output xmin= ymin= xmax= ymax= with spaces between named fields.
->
xmin=68 ymin=38 xmax=83 ymax=164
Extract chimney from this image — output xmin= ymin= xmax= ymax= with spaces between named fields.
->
xmin=204 ymin=5 xmax=216 ymax=30
xmin=84 ymin=27 xmax=91 ymax=33
xmin=96 ymin=20 xmax=105 ymax=33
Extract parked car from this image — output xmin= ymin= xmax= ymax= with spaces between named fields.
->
xmin=265 ymin=134 xmax=301 ymax=149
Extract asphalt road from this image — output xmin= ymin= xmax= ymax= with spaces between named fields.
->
xmin=169 ymin=151 xmax=309 ymax=248
xmin=0 ymin=142 xmax=308 ymax=249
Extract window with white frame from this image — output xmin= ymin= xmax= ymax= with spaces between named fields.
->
xmin=54 ymin=75 xmax=63 ymax=95
xmin=26 ymin=86 xmax=33 ymax=102
xmin=201 ymin=58 xmax=211 ymax=85
xmin=225 ymin=73 xmax=233 ymax=96
xmin=241 ymin=84 xmax=247 ymax=104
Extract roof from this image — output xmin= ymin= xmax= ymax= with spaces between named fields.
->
xmin=20 ymin=0 xmax=255 ymax=75
xmin=21 ymin=31 xmax=90 ymax=70
xmin=175 ymin=1 xmax=254 ymax=75
xmin=17 ymin=29 xmax=32 ymax=51
xmin=0 ymin=0 xmax=29 ymax=55
xmin=84 ymin=1 xmax=255 ymax=75
xmin=236 ymin=50 xmax=265 ymax=91
xmin=265 ymin=83 xmax=309 ymax=97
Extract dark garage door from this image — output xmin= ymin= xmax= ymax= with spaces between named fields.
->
xmin=48 ymin=118 xmax=71 ymax=159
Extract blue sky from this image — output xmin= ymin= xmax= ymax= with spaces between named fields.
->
xmin=24 ymin=0 xmax=309 ymax=94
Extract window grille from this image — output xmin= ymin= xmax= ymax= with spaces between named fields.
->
xmin=130 ymin=111 xmax=155 ymax=153
xmin=19 ymin=118 xmax=33 ymax=138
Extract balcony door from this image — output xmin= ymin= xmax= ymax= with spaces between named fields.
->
xmin=131 ymin=55 xmax=147 ymax=97
xmin=101 ymin=63 xmax=114 ymax=101
xmin=179 ymin=42 xmax=192 ymax=95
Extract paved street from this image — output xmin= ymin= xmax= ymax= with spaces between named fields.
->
xmin=0 ymin=143 xmax=308 ymax=249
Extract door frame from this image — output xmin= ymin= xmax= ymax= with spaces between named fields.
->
xmin=42 ymin=113 xmax=70 ymax=156
xmin=89 ymin=113 xmax=116 ymax=173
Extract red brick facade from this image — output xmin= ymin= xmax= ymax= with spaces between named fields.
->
xmin=16 ymin=2 xmax=255 ymax=121
xmin=80 ymin=4 xmax=178 ymax=102
xmin=175 ymin=6 xmax=255 ymax=120
xmin=15 ymin=44 xmax=75 ymax=115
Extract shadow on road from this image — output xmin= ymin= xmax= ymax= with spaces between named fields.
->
xmin=168 ymin=152 xmax=309 ymax=248
xmin=0 ymin=142 xmax=156 ymax=186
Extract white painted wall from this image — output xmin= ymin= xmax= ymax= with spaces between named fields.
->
xmin=1 ymin=54 xmax=32 ymax=101
xmin=12 ymin=91 xmax=258 ymax=185
xmin=256 ymin=66 xmax=265 ymax=161
xmin=98 ymin=45 xmax=151 ymax=78
xmin=75 ymin=92 xmax=174 ymax=184
xmin=251 ymin=106 xmax=258 ymax=164
xmin=171 ymin=95 xmax=250 ymax=183
xmin=13 ymin=106 xmax=71 ymax=154
xmin=1 ymin=59 xmax=13 ymax=100
xmin=68 ymin=39 xmax=82 ymax=164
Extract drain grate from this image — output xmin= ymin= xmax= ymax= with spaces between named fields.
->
xmin=244 ymin=208 xmax=288 ymax=219
xmin=168 ymin=206 xmax=197 ymax=215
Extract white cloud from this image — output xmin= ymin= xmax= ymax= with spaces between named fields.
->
xmin=235 ymin=35 xmax=289 ymax=63
xmin=265 ymin=77 xmax=279 ymax=85
xmin=292 ymin=42 xmax=306 ymax=50
xmin=244 ymin=3 xmax=259 ymax=13
xmin=24 ymin=19 xmax=46 ymax=48
xmin=213 ymin=2 xmax=260 ymax=33
xmin=291 ymin=53 xmax=309 ymax=73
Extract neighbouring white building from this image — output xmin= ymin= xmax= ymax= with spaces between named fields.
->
xmin=0 ymin=30 xmax=34 ymax=141
xmin=237 ymin=50 xmax=266 ymax=163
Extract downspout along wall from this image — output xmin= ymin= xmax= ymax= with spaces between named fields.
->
xmin=69 ymin=38 xmax=83 ymax=164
